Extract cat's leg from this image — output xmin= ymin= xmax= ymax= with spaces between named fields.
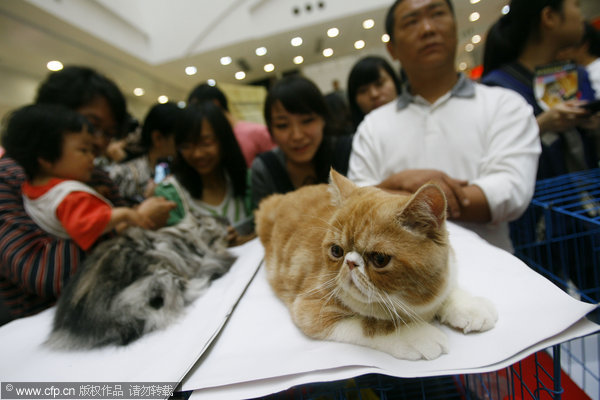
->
xmin=291 ymin=298 xmax=447 ymax=360
xmin=327 ymin=318 xmax=448 ymax=360
xmin=437 ymin=287 xmax=498 ymax=333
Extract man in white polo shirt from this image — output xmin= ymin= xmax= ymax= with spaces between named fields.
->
xmin=348 ymin=0 xmax=541 ymax=252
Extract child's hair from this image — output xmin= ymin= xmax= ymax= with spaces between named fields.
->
xmin=139 ymin=102 xmax=181 ymax=151
xmin=346 ymin=56 xmax=401 ymax=128
xmin=187 ymin=83 xmax=230 ymax=111
xmin=2 ymin=104 xmax=90 ymax=180
xmin=263 ymin=74 xmax=338 ymax=184
xmin=173 ymin=102 xmax=247 ymax=200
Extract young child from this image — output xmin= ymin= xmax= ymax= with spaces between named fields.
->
xmin=154 ymin=101 xmax=253 ymax=245
xmin=2 ymin=104 xmax=153 ymax=251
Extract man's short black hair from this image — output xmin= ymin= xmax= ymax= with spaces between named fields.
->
xmin=385 ymin=0 xmax=454 ymax=41
xmin=187 ymin=83 xmax=230 ymax=112
xmin=35 ymin=66 xmax=127 ymax=136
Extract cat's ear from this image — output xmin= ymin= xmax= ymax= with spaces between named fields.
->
xmin=328 ymin=168 xmax=357 ymax=206
xmin=397 ymin=183 xmax=447 ymax=238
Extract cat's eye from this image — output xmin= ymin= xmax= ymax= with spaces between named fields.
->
xmin=369 ymin=253 xmax=391 ymax=268
xmin=330 ymin=244 xmax=344 ymax=259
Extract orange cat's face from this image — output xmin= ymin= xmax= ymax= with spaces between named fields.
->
xmin=321 ymin=180 xmax=452 ymax=322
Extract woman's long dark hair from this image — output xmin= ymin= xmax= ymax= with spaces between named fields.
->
xmin=347 ymin=56 xmax=401 ymax=129
xmin=173 ymin=102 xmax=247 ymax=200
xmin=263 ymin=75 xmax=338 ymax=184
xmin=483 ymin=0 xmax=565 ymax=76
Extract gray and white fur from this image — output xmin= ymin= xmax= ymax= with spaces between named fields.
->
xmin=47 ymin=212 xmax=236 ymax=349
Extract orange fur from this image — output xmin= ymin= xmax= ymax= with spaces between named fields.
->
xmin=256 ymin=171 xmax=453 ymax=341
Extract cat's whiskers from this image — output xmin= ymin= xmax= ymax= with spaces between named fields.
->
xmin=385 ymin=292 xmax=425 ymax=324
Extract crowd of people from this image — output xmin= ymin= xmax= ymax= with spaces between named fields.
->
xmin=1 ymin=0 xmax=599 ymax=325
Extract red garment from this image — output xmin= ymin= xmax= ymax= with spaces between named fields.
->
xmin=22 ymin=178 xmax=112 ymax=251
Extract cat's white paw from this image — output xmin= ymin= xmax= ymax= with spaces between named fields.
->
xmin=438 ymin=289 xmax=498 ymax=333
xmin=386 ymin=323 xmax=449 ymax=360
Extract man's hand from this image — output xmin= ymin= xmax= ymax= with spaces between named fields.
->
xmin=136 ymin=196 xmax=177 ymax=229
xmin=377 ymin=169 xmax=469 ymax=218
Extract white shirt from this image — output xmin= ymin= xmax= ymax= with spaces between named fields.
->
xmin=348 ymin=74 xmax=541 ymax=252
xmin=586 ymin=58 xmax=600 ymax=99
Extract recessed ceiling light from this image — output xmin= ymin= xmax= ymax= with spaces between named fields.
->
xmin=133 ymin=88 xmax=145 ymax=96
xmin=185 ymin=66 xmax=197 ymax=76
xmin=354 ymin=40 xmax=365 ymax=50
xmin=207 ymin=79 xmax=216 ymax=86
xmin=264 ymin=63 xmax=275 ymax=72
xmin=293 ymin=56 xmax=304 ymax=64
xmin=459 ymin=62 xmax=468 ymax=70
xmin=158 ymin=95 xmax=169 ymax=104
xmin=362 ymin=19 xmax=375 ymax=29
xmin=465 ymin=43 xmax=474 ymax=52
xmin=47 ymin=60 xmax=63 ymax=71
xmin=235 ymin=71 xmax=246 ymax=80
xmin=472 ymin=35 xmax=482 ymax=44
xmin=177 ymin=101 xmax=186 ymax=108
xmin=381 ymin=34 xmax=390 ymax=43
xmin=220 ymin=56 xmax=232 ymax=65
xmin=502 ymin=5 xmax=510 ymax=14
xmin=322 ymin=48 xmax=334 ymax=57
xmin=291 ymin=37 xmax=303 ymax=47
xmin=470 ymin=0 xmax=480 ymax=3
xmin=256 ymin=47 xmax=267 ymax=56
xmin=327 ymin=27 xmax=339 ymax=38
xmin=469 ymin=12 xmax=480 ymax=22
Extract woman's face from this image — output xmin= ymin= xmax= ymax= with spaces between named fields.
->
xmin=269 ymin=100 xmax=324 ymax=166
xmin=355 ymin=67 xmax=399 ymax=115
xmin=177 ymin=119 xmax=221 ymax=177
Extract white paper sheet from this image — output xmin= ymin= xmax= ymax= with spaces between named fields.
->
xmin=0 ymin=238 xmax=264 ymax=384
xmin=182 ymin=223 xmax=599 ymax=398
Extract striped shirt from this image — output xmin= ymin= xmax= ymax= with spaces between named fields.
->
xmin=0 ymin=156 xmax=127 ymax=321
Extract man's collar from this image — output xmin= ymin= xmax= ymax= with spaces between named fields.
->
xmin=396 ymin=73 xmax=475 ymax=110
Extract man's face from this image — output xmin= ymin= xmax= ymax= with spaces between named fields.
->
xmin=76 ymin=96 xmax=119 ymax=158
xmin=386 ymin=0 xmax=457 ymax=73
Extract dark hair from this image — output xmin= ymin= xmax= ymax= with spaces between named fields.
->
xmin=263 ymin=75 xmax=339 ymax=184
xmin=385 ymin=0 xmax=454 ymax=40
xmin=482 ymin=0 xmax=565 ymax=75
xmin=582 ymin=21 xmax=600 ymax=58
xmin=139 ymin=102 xmax=181 ymax=151
xmin=2 ymin=104 xmax=89 ymax=179
xmin=346 ymin=56 xmax=401 ymax=128
xmin=172 ymin=102 xmax=247 ymax=200
xmin=187 ymin=83 xmax=230 ymax=111
xmin=34 ymin=66 xmax=127 ymax=137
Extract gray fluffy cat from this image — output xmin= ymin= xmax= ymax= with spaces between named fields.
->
xmin=47 ymin=212 xmax=236 ymax=349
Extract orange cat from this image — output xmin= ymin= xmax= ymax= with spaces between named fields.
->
xmin=256 ymin=170 xmax=497 ymax=360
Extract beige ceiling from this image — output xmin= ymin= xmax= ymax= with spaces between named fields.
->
xmin=1 ymin=0 xmax=599 ymax=121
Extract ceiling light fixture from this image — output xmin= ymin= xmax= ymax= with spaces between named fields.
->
xmin=327 ymin=27 xmax=339 ymax=38
xmin=256 ymin=47 xmax=267 ymax=56
xmin=465 ymin=43 xmax=474 ymax=52
xmin=362 ymin=19 xmax=375 ymax=29
xmin=472 ymin=34 xmax=482 ymax=44
xmin=502 ymin=5 xmax=510 ymax=14
xmin=293 ymin=56 xmax=304 ymax=64
xmin=220 ymin=56 xmax=232 ymax=65
xmin=158 ymin=95 xmax=169 ymax=104
xmin=322 ymin=48 xmax=333 ymax=57
xmin=185 ymin=66 xmax=197 ymax=76
xmin=354 ymin=40 xmax=365 ymax=50
xmin=177 ymin=101 xmax=186 ymax=108
xmin=133 ymin=88 xmax=145 ymax=96
xmin=469 ymin=12 xmax=480 ymax=22
xmin=264 ymin=63 xmax=275 ymax=72
xmin=235 ymin=71 xmax=246 ymax=80
xmin=291 ymin=37 xmax=303 ymax=47
xmin=459 ymin=62 xmax=468 ymax=70
xmin=207 ymin=79 xmax=216 ymax=86
xmin=381 ymin=34 xmax=390 ymax=43
xmin=47 ymin=60 xmax=63 ymax=71
xmin=470 ymin=0 xmax=480 ymax=3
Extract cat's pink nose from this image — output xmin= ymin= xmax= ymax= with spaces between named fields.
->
xmin=347 ymin=261 xmax=357 ymax=270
